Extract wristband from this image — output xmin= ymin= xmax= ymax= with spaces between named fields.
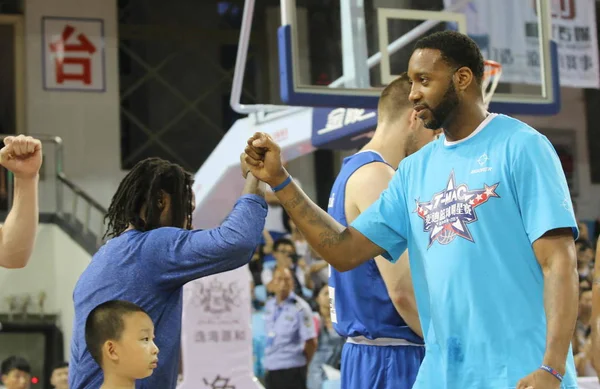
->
xmin=539 ymin=365 xmax=563 ymax=382
xmin=272 ymin=175 xmax=292 ymax=192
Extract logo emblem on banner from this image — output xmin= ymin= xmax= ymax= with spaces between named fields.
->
xmin=192 ymin=278 xmax=242 ymax=315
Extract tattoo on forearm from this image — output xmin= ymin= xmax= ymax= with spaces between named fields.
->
xmin=318 ymin=229 xmax=349 ymax=248
xmin=282 ymin=192 xmax=304 ymax=210
xmin=281 ymin=189 xmax=347 ymax=249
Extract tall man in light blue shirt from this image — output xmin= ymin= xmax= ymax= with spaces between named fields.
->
xmin=264 ymin=267 xmax=317 ymax=389
xmin=242 ymin=30 xmax=579 ymax=389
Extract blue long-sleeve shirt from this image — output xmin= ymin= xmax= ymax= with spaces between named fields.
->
xmin=69 ymin=194 xmax=268 ymax=389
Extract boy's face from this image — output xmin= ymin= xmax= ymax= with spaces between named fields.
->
xmin=106 ymin=312 xmax=159 ymax=379
xmin=50 ymin=366 xmax=69 ymax=389
xmin=1 ymin=369 xmax=31 ymax=389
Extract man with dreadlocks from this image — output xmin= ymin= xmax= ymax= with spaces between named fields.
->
xmin=69 ymin=156 xmax=268 ymax=389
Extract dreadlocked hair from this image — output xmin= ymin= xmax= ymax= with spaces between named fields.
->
xmin=103 ymin=157 xmax=193 ymax=239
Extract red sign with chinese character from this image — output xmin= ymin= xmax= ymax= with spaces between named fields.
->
xmin=43 ymin=17 xmax=105 ymax=92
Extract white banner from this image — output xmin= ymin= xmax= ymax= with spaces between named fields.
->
xmin=179 ymin=266 xmax=260 ymax=389
xmin=443 ymin=0 xmax=600 ymax=89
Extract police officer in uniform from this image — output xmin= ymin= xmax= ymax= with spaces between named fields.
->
xmin=263 ymin=267 xmax=317 ymax=389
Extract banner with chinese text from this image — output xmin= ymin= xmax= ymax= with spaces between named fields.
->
xmin=178 ymin=266 xmax=259 ymax=389
xmin=443 ymin=0 xmax=599 ymax=89
xmin=42 ymin=17 xmax=106 ymax=92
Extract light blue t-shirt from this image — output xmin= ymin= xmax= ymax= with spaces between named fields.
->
xmin=351 ymin=114 xmax=578 ymax=389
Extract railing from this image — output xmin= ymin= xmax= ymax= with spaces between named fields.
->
xmin=0 ymin=134 xmax=107 ymax=247
xmin=57 ymin=172 xmax=107 ymax=247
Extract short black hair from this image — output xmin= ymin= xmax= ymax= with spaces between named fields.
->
xmin=1 ymin=356 xmax=31 ymax=376
xmin=52 ymin=361 xmax=68 ymax=371
xmin=104 ymin=157 xmax=194 ymax=239
xmin=273 ymin=238 xmax=295 ymax=253
xmin=414 ymin=30 xmax=485 ymax=84
xmin=85 ymin=300 xmax=147 ymax=367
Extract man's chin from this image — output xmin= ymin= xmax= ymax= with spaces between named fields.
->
xmin=422 ymin=119 xmax=440 ymax=130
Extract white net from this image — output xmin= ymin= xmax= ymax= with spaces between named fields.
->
xmin=482 ymin=60 xmax=502 ymax=109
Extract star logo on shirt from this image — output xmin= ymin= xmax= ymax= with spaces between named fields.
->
xmin=414 ymin=171 xmax=501 ymax=247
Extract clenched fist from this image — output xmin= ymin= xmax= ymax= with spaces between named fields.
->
xmin=0 ymin=135 xmax=43 ymax=179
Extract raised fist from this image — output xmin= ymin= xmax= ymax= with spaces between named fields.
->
xmin=0 ymin=135 xmax=43 ymax=179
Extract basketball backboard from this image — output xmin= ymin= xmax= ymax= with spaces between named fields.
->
xmin=277 ymin=0 xmax=560 ymax=115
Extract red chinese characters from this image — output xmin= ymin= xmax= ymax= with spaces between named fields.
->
xmin=49 ymin=25 xmax=96 ymax=85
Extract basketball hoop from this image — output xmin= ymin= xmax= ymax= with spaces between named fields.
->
xmin=482 ymin=60 xmax=502 ymax=109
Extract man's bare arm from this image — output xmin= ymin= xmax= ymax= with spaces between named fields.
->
xmin=0 ymin=176 xmax=39 ymax=269
xmin=240 ymin=154 xmax=266 ymax=198
xmin=374 ymin=255 xmax=422 ymax=337
xmin=532 ymin=228 xmax=578 ymax=375
xmin=347 ymin=163 xmax=422 ymax=337
xmin=0 ymin=136 xmax=43 ymax=269
xmin=242 ymin=173 xmax=266 ymax=198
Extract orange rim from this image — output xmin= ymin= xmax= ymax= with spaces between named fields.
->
xmin=484 ymin=60 xmax=502 ymax=76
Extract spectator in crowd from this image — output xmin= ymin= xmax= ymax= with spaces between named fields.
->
xmin=250 ymin=230 xmax=275 ymax=287
xmin=578 ymin=221 xmax=590 ymax=243
xmin=0 ymin=356 xmax=31 ymax=389
xmin=283 ymin=215 xmax=309 ymax=258
xmin=49 ymin=362 xmax=69 ymax=389
xmin=307 ymin=283 xmax=345 ymax=389
xmin=262 ymin=238 xmax=311 ymax=295
xmin=574 ymin=286 xmax=594 ymax=376
xmin=284 ymin=218 xmax=329 ymax=294
xmin=305 ymin=247 xmax=329 ymax=294
xmin=576 ymin=239 xmax=594 ymax=282
xmin=263 ymin=267 xmax=317 ymax=389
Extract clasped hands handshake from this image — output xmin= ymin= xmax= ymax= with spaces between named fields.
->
xmin=239 ymin=132 xmax=290 ymax=189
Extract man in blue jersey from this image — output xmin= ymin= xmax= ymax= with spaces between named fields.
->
xmin=327 ymin=72 xmax=440 ymax=389
xmin=70 ymin=156 xmax=267 ymax=389
xmin=243 ymin=30 xmax=579 ymax=389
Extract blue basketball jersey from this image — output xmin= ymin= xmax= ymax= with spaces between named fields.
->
xmin=326 ymin=150 xmax=422 ymax=344
xmin=351 ymin=114 xmax=579 ymax=389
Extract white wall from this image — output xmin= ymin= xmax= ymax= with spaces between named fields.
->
xmin=516 ymin=87 xmax=599 ymax=219
xmin=24 ymin=0 xmax=124 ymax=212
xmin=0 ymin=224 xmax=91 ymax=359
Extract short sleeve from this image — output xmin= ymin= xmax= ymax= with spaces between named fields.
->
xmin=350 ymin=168 xmax=409 ymax=262
xmin=297 ymin=301 xmax=317 ymax=341
xmin=511 ymin=133 xmax=578 ymax=243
